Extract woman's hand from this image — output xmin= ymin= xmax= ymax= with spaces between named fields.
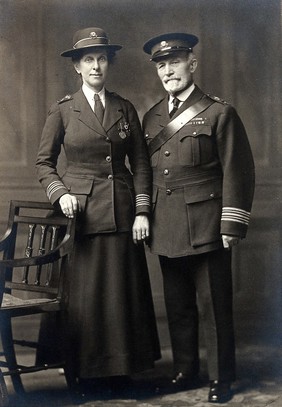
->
xmin=59 ymin=194 xmax=80 ymax=218
xmin=132 ymin=215 xmax=150 ymax=245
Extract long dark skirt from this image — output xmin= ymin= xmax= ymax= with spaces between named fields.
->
xmin=65 ymin=232 xmax=161 ymax=379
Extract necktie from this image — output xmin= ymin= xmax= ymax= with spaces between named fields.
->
xmin=169 ymin=97 xmax=180 ymax=118
xmin=94 ymin=93 xmax=104 ymax=124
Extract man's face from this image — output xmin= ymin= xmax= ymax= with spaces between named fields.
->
xmin=155 ymin=51 xmax=197 ymax=95
xmin=74 ymin=49 xmax=109 ymax=92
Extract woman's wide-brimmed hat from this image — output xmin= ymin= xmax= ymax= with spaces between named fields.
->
xmin=61 ymin=27 xmax=122 ymax=57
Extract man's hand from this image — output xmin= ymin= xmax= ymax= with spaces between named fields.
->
xmin=132 ymin=215 xmax=150 ymax=244
xmin=222 ymin=234 xmax=240 ymax=250
xmin=59 ymin=194 xmax=80 ymax=218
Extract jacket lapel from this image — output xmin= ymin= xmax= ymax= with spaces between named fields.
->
xmin=152 ymin=86 xmax=205 ymax=128
xmin=103 ymin=90 xmax=124 ymax=133
xmin=152 ymin=96 xmax=170 ymax=129
xmin=72 ymin=89 xmax=107 ymax=136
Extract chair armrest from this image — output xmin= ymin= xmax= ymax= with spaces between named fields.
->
xmin=0 ymin=228 xmax=14 ymax=252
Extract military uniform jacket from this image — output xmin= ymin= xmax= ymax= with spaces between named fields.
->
xmin=36 ymin=89 xmax=152 ymax=235
xmin=142 ymin=85 xmax=255 ymax=257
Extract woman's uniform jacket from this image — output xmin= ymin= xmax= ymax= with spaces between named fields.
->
xmin=36 ymin=89 xmax=151 ymax=235
xmin=142 ymin=85 xmax=255 ymax=257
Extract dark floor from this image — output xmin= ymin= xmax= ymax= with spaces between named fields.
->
xmin=4 ymin=336 xmax=282 ymax=407
xmin=1 ymin=310 xmax=282 ymax=407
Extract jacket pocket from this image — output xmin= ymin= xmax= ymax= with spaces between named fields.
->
xmin=184 ymin=179 xmax=222 ymax=246
xmin=62 ymin=175 xmax=94 ymax=195
xmin=62 ymin=174 xmax=94 ymax=212
xmin=178 ymin=124 xmax=213 ymax=166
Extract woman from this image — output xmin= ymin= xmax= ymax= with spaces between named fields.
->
xmin=36 ymin=27 xmax=160 ymax=395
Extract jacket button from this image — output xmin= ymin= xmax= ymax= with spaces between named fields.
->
xmin=163 ymin=169 xmax=169 ymax=175
xmin=166 ymin=189 xmax=172 ymax=195
xmin=145 ymin=133 xmax=149 ymax=138
xmin=106 ymin=156 xmax=111 ymax=162
xmin=210 ymin=193 xmax=215 ymax=198
xmin=105 ymin=136 xmax=110 ymax=142
xmin=108 ymin=174 xmax=113 ymax=180
xmin=164 ymin=150 xmax=170 ymax=156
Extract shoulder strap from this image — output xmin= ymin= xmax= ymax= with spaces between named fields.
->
xmin=148 ymin=96 xmax=214 ymax=157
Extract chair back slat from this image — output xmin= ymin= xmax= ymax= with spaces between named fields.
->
xmin=34 ymin=225 xmax=49 ymax=285
xmin=22 ymin=223 xmax=36 ymax=284
xmin=45 ymin=226 xmax=60 ymax=286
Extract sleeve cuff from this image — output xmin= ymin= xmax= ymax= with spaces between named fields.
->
xmin=46 ymin=180 xmax=69 ymax=204
xmin=221 ymin=207 xmax=251 ymax=225
xmin=135 ymin=194 xmax=150 ymax=215
xmin=221 ymin=207 xmax=251 ymax=238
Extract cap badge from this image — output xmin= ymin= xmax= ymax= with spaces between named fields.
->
xmin=160 ymin=41 xmax=169 ymax=49
xmin=90 ymin=32 xmax=97 ymax=38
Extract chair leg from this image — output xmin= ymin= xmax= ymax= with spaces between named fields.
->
xmin=0 ymin=317 xmax=24 ymax=394
xmin=0 ymin=370 xmax=9 ymax=407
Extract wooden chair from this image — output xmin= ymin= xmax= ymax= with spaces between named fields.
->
xmin=0 ymin=200 xmax=76 ymax=406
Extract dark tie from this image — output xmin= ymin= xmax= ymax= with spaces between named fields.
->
xmin=169 ymin=97 xmax=180 ymax=118
xmin=94 ymin=93 xmax=104 ymax=124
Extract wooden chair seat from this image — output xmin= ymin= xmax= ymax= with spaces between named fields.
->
xmin=2 ymin=293 xmax=57 ymax=308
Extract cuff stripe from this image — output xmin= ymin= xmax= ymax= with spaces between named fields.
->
xmin=47 ymin=180 xmax=67 ymax=200
xmin=136 ymin=194 xmax=150 ymax=207
xmin=221 ymin=207 xmax=250 ymax=225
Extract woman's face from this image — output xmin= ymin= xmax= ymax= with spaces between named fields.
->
xmin=74 ymin=49 xmax=109 ymax=92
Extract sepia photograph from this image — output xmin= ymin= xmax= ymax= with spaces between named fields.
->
xmin=0 ymin=0 xmax=281 ymax=406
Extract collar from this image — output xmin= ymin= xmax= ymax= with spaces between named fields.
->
xmin=82 ymin=84 xmax=106 ymax=108
xmin=169 ymin=83 xmax=195 ymax=106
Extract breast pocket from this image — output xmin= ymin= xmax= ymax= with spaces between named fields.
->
xmin=178 ymin=124 xmax=213 ymax=166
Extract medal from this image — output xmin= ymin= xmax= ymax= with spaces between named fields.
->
xmin=119 ymin=130 xmax=127 ymax=139
xmin=118 ymin=121 xmax=130 ymax=139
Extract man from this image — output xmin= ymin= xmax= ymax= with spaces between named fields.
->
xmin=142 ymin=32 xmax=255 ymax=403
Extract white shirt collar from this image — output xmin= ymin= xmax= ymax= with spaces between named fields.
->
xmin=82 ymin=84 xmax=105 ymax=109
xmin=169 ymin=83 xmax=195 ymax=108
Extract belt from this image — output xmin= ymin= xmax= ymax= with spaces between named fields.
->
xmin=66 ymin=161 xmax=129 ymax=177
xmin=153 ymin=166 xmax=222 ymax=188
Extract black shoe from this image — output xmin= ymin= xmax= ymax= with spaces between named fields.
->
xmin=164 ymin=372 xmax=201 ymax=393
xmin=208 ymin=380 xmax=233 ymax=403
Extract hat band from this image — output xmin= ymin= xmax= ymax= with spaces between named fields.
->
xmin=152 ymin=46 xmax=192 ymax=58
xmin=73 ymin=36 xmax=109 ymax=49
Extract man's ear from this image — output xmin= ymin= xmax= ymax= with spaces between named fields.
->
xmin=190 ymin=58 xmax=198 ymax=73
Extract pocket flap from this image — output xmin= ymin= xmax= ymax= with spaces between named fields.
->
xmin=62 ymin=175 xmax=94 ymax=195
xmin=184 ymin=178 xmax=222 ymax=203
xmin=179 ymin=124 xmax=212 ymax=141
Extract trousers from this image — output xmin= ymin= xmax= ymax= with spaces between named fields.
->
xmin=159 ymin=248 xmax=236 ymax=381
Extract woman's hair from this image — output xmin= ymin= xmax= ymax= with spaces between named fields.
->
xmin=72 ymin=48 xmax=116 ymax=64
